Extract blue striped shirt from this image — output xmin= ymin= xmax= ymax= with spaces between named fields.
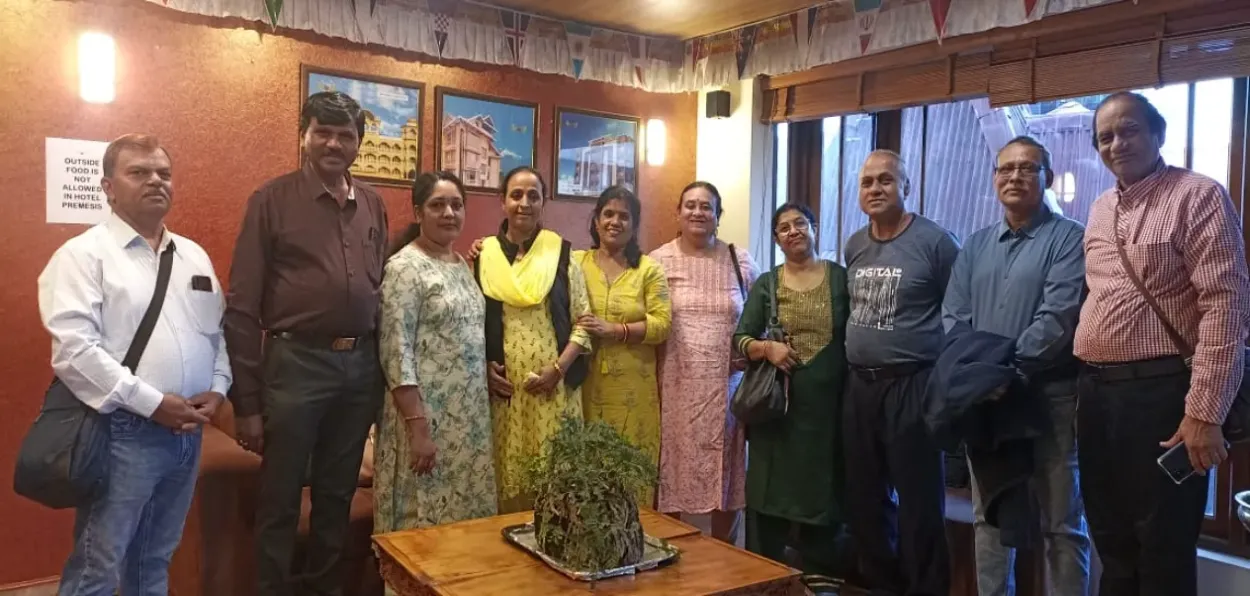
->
xmin=941 ymin=204 xmax=1086 ymax=375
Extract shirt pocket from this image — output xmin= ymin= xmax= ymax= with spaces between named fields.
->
xmin=175 ymin=286 xmax=224 ymax=393
xmin=1121 ymin=241 xmax=1185 ymax=283
xmin=182 ymin=285 xmax=225 ymax=336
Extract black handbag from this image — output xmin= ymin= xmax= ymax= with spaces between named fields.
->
xmin=1112 ymin=207 xmax=1250 ymax=443
xmin=730 ymin=268 xmax=789 ymax=425
xmin=14 ymin=242 xmax=176 ymax=509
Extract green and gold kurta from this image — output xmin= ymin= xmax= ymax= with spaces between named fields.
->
xmin=733 ymin=262 xmax=849 ymax=527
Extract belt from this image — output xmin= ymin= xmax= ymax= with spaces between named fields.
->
xmin=1081 ymin=356 xmax=1189 ymax=383
xmin=270 ymin=331 xmax=374 ymax=352
xmin=1028 ymin=361 xmax=1081 ymax=384
xmin=850 ymin=361 xmax=932 ymax=382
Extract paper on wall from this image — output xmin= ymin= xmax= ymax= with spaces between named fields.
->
xmin=46 ymin=137 xmax=111 ymax=225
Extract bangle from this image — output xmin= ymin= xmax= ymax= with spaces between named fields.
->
xmin=620 ymin=323 xmax=629 ymax=343
xmin=552 ymin=362 xmax=565 ymax=379
xmin=403 ymin=414 xmax=426 ymax=422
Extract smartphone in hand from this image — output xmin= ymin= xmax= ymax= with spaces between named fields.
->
xmin=1157 ymin=441 xmax=1232 ymax=484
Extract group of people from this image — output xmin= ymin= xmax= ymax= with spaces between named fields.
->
xmin=36 ymin=87 xmax=1247 ymax=596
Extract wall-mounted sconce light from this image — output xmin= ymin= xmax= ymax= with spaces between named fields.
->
xmin=79 ymin=32 xmax=115 ymax=104
xmin=646 ymin=118 xmax=666 ymax=166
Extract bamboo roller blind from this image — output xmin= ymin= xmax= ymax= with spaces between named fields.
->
xmin=762 ymin=4 xmax=1250 ymax=122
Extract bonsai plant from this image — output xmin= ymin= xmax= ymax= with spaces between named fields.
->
xmin=524 ymin=416 xmax=658 ymax=572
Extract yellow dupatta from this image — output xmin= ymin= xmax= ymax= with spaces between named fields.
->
xmin=479 ymin=229 xmax=563 ymax=307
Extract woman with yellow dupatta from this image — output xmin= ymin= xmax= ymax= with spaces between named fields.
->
xmin=474 ymin=166 xmax=593 ymax=513
xmin=574 ymin=186 xmax=672 ymax=507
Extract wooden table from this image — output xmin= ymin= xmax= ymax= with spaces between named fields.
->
xmin=373 ymin=510 xmax=804 ymax=595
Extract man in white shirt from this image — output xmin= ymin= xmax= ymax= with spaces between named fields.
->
xmin=39 ymin=134 xmax=231 ymax=596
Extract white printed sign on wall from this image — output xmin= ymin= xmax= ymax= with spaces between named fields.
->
xmin=46 ymin=137 xmax=111 ymax=225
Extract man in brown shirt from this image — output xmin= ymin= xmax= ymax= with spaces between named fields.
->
xmin=225 ymin=91 xmax=387 ymax=596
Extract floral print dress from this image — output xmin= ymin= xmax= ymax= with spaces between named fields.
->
xmin=375 ymin=245 xmax=497 ymax=536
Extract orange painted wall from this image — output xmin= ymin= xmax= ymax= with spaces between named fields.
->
xmin=0 ymin=0 xmax=695 ymax=583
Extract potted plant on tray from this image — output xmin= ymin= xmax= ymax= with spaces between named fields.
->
xmin=524 ymin=416 xmax=657 ymax=572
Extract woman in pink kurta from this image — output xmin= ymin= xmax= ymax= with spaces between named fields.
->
xmin=649 ymin=182 xmax=759 ymax=544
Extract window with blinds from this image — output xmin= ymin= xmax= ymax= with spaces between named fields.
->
xmin=762 ymin=3 xmax=1250 ymax=121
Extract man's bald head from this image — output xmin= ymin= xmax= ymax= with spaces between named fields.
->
xmin=858 ymin=150 xmax=911 ymax=219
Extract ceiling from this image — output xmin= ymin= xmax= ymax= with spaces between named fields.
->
xmin=487 ymin=0 xmax=815 ymax=39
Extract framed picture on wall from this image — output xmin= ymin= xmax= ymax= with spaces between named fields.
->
xmin=435 ymin=89 xmax=538 ymax=194
xmin=300 ymin=65 xmax=424 ymax=187
xmin=554 ymin=108 xmax=640 ymax=201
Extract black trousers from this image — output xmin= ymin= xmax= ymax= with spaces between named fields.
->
xmin=254 ymin=336 xmax=384 ymax=596
xmin=1078 ymin=363 xmax=1208 ymax=596
xmin=843 ymin=366 xmax=950 ymax=596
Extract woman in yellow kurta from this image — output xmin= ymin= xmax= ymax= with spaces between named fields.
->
xmin=574 ymin=186 xmax=672 ymax=506
xmin=475 ymin=166 xmax=592 ymax=514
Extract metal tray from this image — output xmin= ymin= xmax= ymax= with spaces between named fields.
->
xmin=501 ymin=523 xmax=681 ymax=581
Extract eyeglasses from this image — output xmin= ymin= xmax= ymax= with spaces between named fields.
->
xmin=775 ymin=219 xmax=811 ymax=235
xmin=993 ymin=163 xmax=1045 ymax=179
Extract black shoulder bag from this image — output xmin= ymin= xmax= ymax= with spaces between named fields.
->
xmin=1112 ymin=206 xmax=1250 ymax=443
xmin=14 ymin=242 xmax=176 ymax=508
xmin=730 ymin=267 xmax=789 ymax=425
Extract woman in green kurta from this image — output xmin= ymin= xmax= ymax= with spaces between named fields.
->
xmin=733 ymin=203 xmax=850 ymax=592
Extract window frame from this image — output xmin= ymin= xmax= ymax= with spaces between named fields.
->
xmin=773 ymin=114 xmax=879 ymax=266
xmin=1202 ymin=77 xmax=1250 ymax=554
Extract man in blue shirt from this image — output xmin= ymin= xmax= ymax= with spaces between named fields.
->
xmin=942 ymin=136 xmax=1091 ymax=596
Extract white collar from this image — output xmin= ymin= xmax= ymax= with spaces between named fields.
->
xmin=105 ymin=213 xmax=173 ymax=252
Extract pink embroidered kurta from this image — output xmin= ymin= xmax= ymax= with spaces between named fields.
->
xmin=650 ymin=239 xmax=759 ymax=513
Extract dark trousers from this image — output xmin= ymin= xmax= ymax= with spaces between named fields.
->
xmin=255 ymin=336 xmax=383 ymax=596
xmin=1078 ymin=363 xmax=1208 ymax=596
xmin=746 ymin=510 xmax=850 ymax=580
xmin=843 ymin=366 xmax=950 ymax=596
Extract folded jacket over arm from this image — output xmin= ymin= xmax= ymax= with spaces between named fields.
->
xmin=926 ymin=323 xmax=1048 ymax=548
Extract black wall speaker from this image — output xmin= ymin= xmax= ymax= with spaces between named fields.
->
xmin=706 ymin=90 xmax=731 ymax=119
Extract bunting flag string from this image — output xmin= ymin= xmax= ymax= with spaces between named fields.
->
xmin=142 ymin=0 xmax=1127 ymax=93
xmin=930 ymin=0 xmax=952 ymax=40
xmin=854 ymin=0 xmax=883 ymax=55
xmin=743 ymin=14 xmax=802 ymax=77
xmin=1025 ymin=0 xmax=1042 ymax=18
xmin=520 ymin=16 xmax=573 ymax=77
xmin=734 ymin=25 xmax=760 ymax=79
xmin=565 ymin=22 xmax=593 ymax=80
xmin=501 ymin=10 xmax=530 ymax=65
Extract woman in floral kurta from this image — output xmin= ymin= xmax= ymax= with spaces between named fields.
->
xmin=375 ymin=172 xmax=496 ymax=546
xmin=476 ymin=167 xmax=593 ymax=514
xmin=650 ymin=182 xmax=758 ymax=543
xmin=574 ymin=187 xmax=672 ymax=506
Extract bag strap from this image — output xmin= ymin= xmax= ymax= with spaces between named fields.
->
xmin=728 ymin=243 xmax=747 ymax=299
xmin=120 ymin=241 xmax=176 ymax=373
xmin=1112 ymin=204 xmax=1194 ymax=359
xmin=768 ymin=266 xmax=779 ymax=326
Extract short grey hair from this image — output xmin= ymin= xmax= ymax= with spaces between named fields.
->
xmin=864 ymin=149 xmax=911 ymax=183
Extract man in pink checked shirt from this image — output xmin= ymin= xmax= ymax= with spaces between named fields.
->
xmin=1075 ymin=92 xmax=1250 ymax=596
